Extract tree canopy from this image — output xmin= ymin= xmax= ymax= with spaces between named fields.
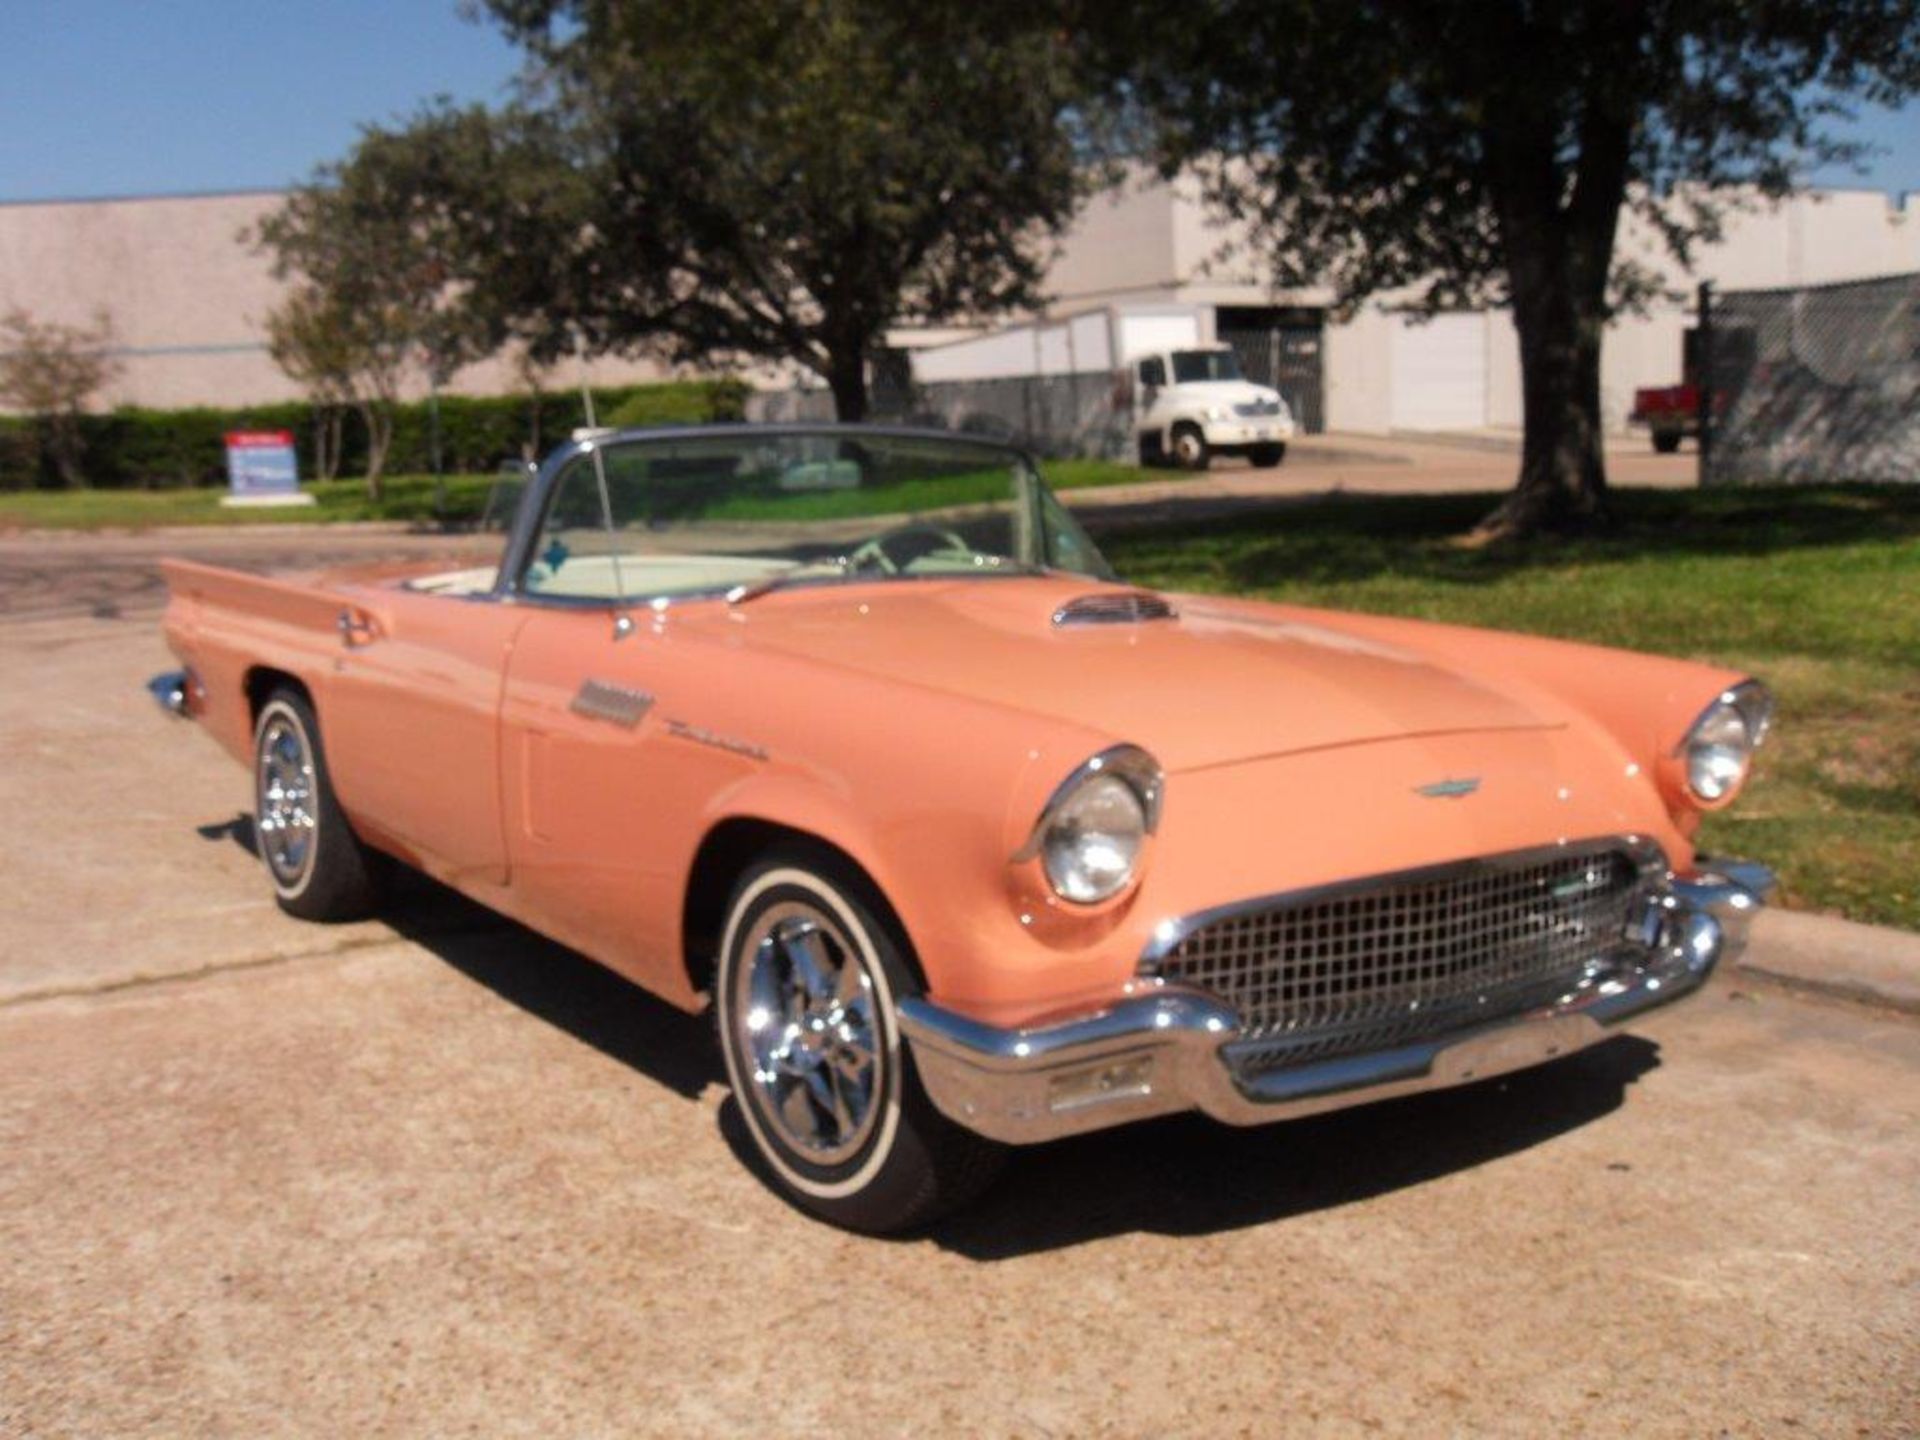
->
xmin=252 ymin=110 xmax=526 ymax=493
xmin=344 ymin=0 xmax=1095 ymax=420
xmin=1087 ymin=0 xmax=1920 ymax=536
xmin=0 ymin=308 xmax=120 ymax=488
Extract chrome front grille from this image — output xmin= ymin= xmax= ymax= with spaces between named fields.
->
xmin=1234 ymin=399 xmax=1283 ymax=417
xmin=1146 ymin=844 xmax=1646 ymax=1079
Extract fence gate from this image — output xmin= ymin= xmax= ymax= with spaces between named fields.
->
xmin=1217 ymin=308 xmax=1326 ymax=433
xmin=1702 ymin=271 xmax=1920 ymax=485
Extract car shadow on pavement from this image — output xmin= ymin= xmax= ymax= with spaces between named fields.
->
xmin=927 ymin=1036 xmax=1661 ymax=1261
xmin=198 ymin=812 xmax=1659 ymax=1247
xmin=199 ymin=812 xmax=721 ymax=1100
xmin=382 ymin=886 xmax=723 ymax=1103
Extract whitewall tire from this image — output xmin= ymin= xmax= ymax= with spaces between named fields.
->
xmin=252 ymin=689 xmax=383 ymax=921
xmin=714 ymin=848 xmax=1005 ymax=1231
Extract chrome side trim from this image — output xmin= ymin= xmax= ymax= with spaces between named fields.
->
xmin=900 ymin=855 xmax=1774 ymax=1146
xmin=569 ymin=678 xmax=655 ymax=729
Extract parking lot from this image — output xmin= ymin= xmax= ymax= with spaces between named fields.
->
xmin=2 ymin=520 xmax=1915 ymax=1437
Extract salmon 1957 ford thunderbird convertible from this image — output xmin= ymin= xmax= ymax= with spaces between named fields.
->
xmin=150 ymin=425 xmax=1776 ymax=1231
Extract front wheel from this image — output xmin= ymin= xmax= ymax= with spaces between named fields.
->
xmin=1249 ymin=442 xmax=1287 ymax=468
xmin=1652 ymin=429 xmax=1683 ymax=454
xmin=1170 ymin=423 xmax=1211 ymax=471
xmin=715 ymin=849 xmax=1006 ymax=1232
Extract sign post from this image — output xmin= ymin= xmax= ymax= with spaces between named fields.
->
xmin=220 ymin=431 xmax=314 ymax=508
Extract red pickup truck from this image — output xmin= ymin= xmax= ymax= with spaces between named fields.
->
xmin=1629 ymin=383 xmax=1702 ymax=453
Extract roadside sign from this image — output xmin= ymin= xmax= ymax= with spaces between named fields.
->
xmin=222 ymin=431 xmax=311 ymax=507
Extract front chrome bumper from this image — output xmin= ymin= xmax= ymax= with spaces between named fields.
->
xmin=899 ymin=861 xmax=1774 ymax=1145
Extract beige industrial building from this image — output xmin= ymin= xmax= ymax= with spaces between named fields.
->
xmin=0 ymin=189 xmax=668 ymax=410
xmin=2 ymin=177 xmax=1916 ymax=432
xmin=910 ymin=173 xmax=1920 ymax=434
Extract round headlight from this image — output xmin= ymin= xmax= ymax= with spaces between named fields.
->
xmin=1042 ymin=773 xmax=1147 ymax=903
xmin=1681 ymin=681 xmax=1772 ymax=804
xmin=1021 ymin=747 xmax=1162 ymax=905
xmin=1686 ymin=701 xmax=1752 ymax=801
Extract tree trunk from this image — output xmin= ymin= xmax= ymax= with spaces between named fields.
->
xmin=314 ymin=407 xmax=344 ymax=482
xmin=1472 ymin=282 xmax=1609 ymax=541
xmin=359 ymin=401 xmax=391 ymax=502
xmin=824 ymin=341 xmax=870 ymax=423
xmin=46 ymin=414 xmax=87 ymax=488
xmin=1473 ymin=33 xmax=1636 ymax=545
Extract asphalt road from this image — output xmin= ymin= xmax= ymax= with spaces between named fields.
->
xmin=3 ymin=504 xmax=1915 ymax=1438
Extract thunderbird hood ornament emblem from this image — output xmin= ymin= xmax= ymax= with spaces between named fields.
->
xmin=1414 ymin=777 xmax=1481 ymax=799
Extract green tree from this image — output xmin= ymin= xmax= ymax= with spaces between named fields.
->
xmin=1090 ymin=0 xmax=1920 ymax=537
xmin=262 ymin=288 xmax=359 ymax=483
xmin=252 ymin=112 xmax=513 ymax=495
xmin=403 ymin=0 xmax=1094 ymax=420
xmin=0 ymin=308 xmax=121 ymax=487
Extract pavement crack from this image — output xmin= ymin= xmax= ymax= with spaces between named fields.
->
xmin=1 ymin=934 xmax=399 ymax=1010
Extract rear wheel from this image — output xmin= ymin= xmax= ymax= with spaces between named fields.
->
xmin=253 ymin=689 xmax=383 ymax=921
xmin=714 ymin=849 xmax=1005 ymax=1232
xmin=1652 ymin=428 xmax=1683 ymax=454
xmin=1170 ymin=423 xmax=1211 ymax=471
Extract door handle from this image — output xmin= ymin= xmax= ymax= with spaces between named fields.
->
xmin=336 ymin=608 xmax=377 ymax=646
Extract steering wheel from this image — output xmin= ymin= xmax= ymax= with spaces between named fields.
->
xmin=848 ymin=523 xmax=975 ymax=575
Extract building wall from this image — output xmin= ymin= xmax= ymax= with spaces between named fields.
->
xmin=6 ymin=179 xmax=1915 ymax=427
xmin=1003 ymin=176 xmax=1920 ymax=435
xmin=0 ymin=191 xmax=670 ymax=410
xmin=1041 ymin=173 xmax=1182 ymax=308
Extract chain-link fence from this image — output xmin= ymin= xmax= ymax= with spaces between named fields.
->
xmin=1703 ymin=271 xmax=1920 ymax=485
xmin=748 ymin=371 xmax=1133 ymax=460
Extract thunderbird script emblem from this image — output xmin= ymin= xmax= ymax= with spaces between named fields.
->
xmin=1414 ymin=777 xmax=1481 ymax=799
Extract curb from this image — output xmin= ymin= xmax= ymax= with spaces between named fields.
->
xmin=1736 ymin=907 xmax=1920 ymax=1014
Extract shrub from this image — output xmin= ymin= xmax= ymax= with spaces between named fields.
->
xmin=0 ymin=378 xmax=752 ymax=490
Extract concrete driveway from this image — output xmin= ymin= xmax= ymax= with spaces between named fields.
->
xmin=1 ymin=526 xmax=1914 ymax=1438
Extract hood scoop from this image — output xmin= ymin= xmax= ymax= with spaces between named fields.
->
xmin=1052 ymin=590 xmax=1178 ymax=627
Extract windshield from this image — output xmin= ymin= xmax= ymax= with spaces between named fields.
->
xmin=511 ymin=429 xmax=1115 ymax=605
xmin=1170 ymin=349 xmax=1244 ymax=384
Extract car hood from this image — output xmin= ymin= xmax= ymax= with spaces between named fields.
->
xmin=706 ymin=577 xmax=1566 ymax=772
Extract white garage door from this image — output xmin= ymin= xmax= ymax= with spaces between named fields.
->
xmin=1389 ymin=313 xmax=1488 ymax=429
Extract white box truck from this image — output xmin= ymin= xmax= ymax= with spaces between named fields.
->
xmin=908 ymin=304 xmax=1295 ymax=468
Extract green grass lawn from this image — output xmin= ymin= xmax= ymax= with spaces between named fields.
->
xmin=0 ymin=460 xmax=1150 ymax=531
xmin=0 ymin=473 xmax=507 ymax=529
xmin=1103 ymin=485 xmax=1920 ymax=932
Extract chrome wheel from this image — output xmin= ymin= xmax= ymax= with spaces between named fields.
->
xmin=256 ymin=710 xmax=317 ymax=888
xmin=732 ymin=900 xmax=883 ymax=1166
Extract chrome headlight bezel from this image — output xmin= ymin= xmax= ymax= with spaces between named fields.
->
xmin=1016 ymin=745 xmax=1164 ymax=905
xmin=1679 ymin=679 xmax=1774 ymax=806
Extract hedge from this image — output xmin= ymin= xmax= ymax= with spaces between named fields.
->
xmin=0 ymin=377 xmax=751 ymax=490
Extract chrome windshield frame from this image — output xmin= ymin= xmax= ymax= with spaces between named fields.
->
xmin=490 ymin=423 xmax=1057 ymax=607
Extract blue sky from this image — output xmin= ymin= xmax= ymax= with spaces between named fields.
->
xmin=0 ymin=2 xmax=523 ymax=201
xmin=1 ymin=2 xmax=1916 ymax=202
